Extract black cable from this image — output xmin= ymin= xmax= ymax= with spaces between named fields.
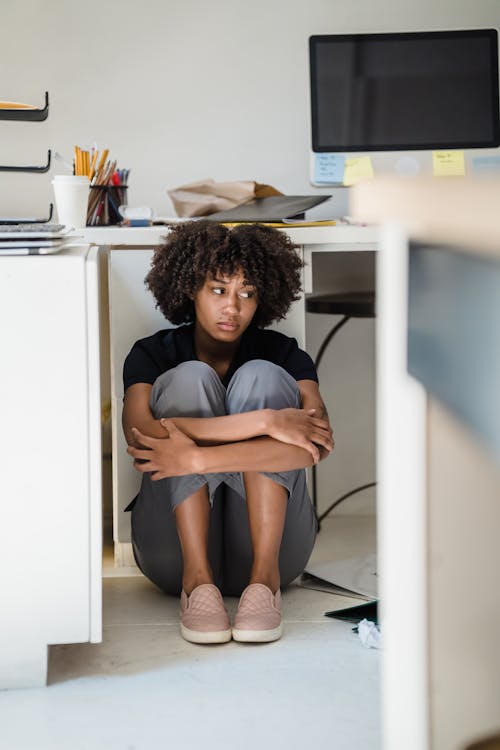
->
xmin=317 ymin=482 xmax=377 ymax=526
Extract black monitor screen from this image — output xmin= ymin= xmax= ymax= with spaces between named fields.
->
xmin=310 ymin=29 xmax=500 ymax=152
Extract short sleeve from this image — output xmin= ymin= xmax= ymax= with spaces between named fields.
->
xmin=281 ymin=337 xmax=318 ymax=383
xmin=123 ymin=329 xmax=176 ymax=392
xmin=123 ymin=326 xmax=194 ymax=393
xmin=123 ymin=342 xmax=162 ymax=392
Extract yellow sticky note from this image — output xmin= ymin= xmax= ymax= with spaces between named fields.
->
xmin=432 ymin=150 xmax=466 ymax=177
xmin=343 ymin=156 xmax=374 ymax=186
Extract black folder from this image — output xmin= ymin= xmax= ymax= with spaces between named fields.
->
xmin=206 ymin=194 xmax=331 ymax=223
xmin=325 ymin=600 xmax=378 ymax=625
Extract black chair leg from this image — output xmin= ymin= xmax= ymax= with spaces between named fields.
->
xmin=310 ymin=314 xmax=376 ymax=528
xmin=315 ymin=315 xmax=350 ymax=370
xmin=317 ymin=482 xmax=377 ymax=528
xmin=311 ymin=315 xmax=350 ymax=524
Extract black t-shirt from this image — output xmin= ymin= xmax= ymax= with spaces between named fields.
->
xmin=123 ymin=323 xmax=318 ymax=392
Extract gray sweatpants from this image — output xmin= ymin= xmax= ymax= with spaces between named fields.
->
xmin=129 ymin=359 xmax=317 ymax=596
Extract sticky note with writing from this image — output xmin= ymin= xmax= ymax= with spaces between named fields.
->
xmin=432 ymin=151 xmax=465 ymax=177
xmin=313 ymin=153 xmax=345 ymax=184
xmin=343 ymin=156 xmax=374 ymax=186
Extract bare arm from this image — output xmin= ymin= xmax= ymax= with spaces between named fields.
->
xmin=122 ymin=383 xmax=167 ymax=446
xmin=126 ymin=379 xmax=334 ymax=480
xmin=123 ymin=382 xmax=273 ymax=446
xmin=123 ymin=381 xmax=333 ymax=457
xmin=128 ymin=423 xmax=318 ymax=480
xmin=297 ymin=379 xmax=334 ymax=460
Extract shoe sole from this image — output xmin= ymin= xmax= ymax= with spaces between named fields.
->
xmin=180 ymin=624 xmax=232 ymax=644
xmin=232 ymin=623 xmax=283 ymax=643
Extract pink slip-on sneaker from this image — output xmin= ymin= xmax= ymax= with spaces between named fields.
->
xmin=180 ymin=583 xmax=232 ymax=644
xmin=232 ymin=583 xmax=283 ymax=643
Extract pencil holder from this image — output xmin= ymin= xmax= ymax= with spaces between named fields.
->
xmin=86 ymin=184 xmax=128 ymax=226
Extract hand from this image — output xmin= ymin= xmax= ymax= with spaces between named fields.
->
xmin=127 ymin=420 xmax=199 ymax=480
xmin=267 ymin=408 xmax=334 ymax=463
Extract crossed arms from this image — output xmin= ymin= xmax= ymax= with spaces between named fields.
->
xmin=123 ymin=379 xmax=334 ymax=481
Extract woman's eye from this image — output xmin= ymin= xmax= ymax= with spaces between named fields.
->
xmin=212 ymin=287 xmax=225 ymax=295
xmin=240 ymin=290 xmax=255 ymax=299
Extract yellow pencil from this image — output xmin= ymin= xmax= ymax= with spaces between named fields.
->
xmin=89 ymin=151 xmax=98 ymax=182
xmin=97 ymin=149 xmax=109 ymax=173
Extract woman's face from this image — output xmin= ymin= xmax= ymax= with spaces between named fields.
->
xmin=193 ymin=268 xmax=258 ymax=344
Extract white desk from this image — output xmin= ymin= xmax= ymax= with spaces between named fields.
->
xmin=82 ymin=224 xmax=378 ymax=252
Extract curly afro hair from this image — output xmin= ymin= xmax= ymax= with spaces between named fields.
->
xmin=145 ymin=220 xmax=303 ymax=328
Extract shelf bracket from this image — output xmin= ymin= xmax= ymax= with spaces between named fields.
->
xmin=0 ymin=202 xmax=54 ymax=225
xmin=0 ymin=149 xmax=51 ymax=173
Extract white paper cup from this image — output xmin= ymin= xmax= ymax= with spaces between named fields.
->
xmin=51 ymin=175 xmax=89 ymax=228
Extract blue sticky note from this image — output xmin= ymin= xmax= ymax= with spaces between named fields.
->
xmin=313 ymin=153 xmax=345 ymax=184
xmin=471 ymin=155 xmax=500 ymax=174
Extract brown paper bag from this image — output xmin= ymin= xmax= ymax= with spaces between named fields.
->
xmin=168 ymin=178 xmax=282 ymax=218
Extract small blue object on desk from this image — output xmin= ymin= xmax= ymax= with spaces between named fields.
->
xmin=127 ymin=219 xmax=151 ymax=227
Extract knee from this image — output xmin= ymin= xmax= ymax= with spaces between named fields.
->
xmin=150 ymin=361 xmax=225 ymax=418
xmin=236 ymin=359 xmax=279 ymax=378
xmin=230 ymin=359 xmax=290 ymax=392
xmin=154 ymin=361 xmax=218 ymax=392
xmin=226 ymin=360 xmax=300 ymax=412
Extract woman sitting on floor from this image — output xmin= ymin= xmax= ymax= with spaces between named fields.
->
xmin=123 ymin=220 xmax=333 ymax=644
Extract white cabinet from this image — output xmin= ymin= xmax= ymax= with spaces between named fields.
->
xmin=0 ymin=245 xmax=102 ymax=688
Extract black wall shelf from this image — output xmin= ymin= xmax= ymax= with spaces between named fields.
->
xmin=0 ymin=149 xmax=51 ymax=173
xmin=0 ymin=92 xmax=49 ymax=121
xmin=0 ymin=203 xmax=54 ymax=225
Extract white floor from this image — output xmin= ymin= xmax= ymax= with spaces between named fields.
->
xmin=1 ymin=516 xmax=380 ymax=750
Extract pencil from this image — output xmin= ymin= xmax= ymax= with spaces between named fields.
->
xmin=97 ymin=149 xmax=109 ymax=173
xmin=89 ymin=151 xmax=98 ymax=182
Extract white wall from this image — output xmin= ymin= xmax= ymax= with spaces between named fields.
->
xmin=2 ymin=0 xmax=499 ymax=218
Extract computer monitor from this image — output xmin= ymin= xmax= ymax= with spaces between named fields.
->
xmin=309 ymin=29 xmax=500 ymax=184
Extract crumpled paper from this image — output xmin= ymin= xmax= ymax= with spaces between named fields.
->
xmin=357 ymin=619 xmax=382 ymax=649
xmin=168 ymin=178 xmax=282 ymax=218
